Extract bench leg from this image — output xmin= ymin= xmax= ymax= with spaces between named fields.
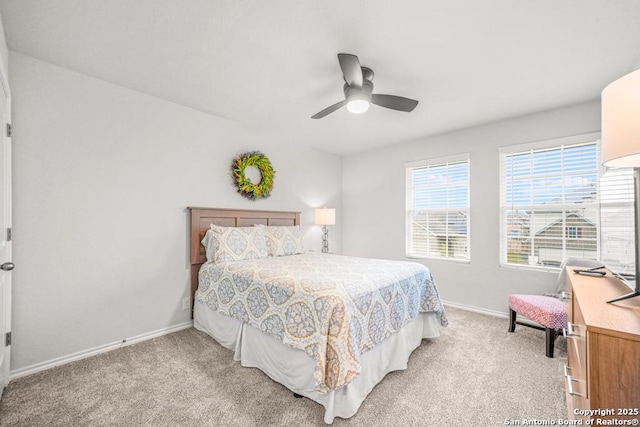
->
xmin=545 ymin=328 xmax=556 ymax=358
xmin=508 ymin=309 xmax=516 ymax=332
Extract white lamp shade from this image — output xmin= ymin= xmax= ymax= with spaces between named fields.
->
xmin=315 ymin=208 xmax=335 ymax=225
xmin=602 ymin=68 xmax=640 ymax=168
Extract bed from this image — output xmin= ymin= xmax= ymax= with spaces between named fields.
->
xmin=188 ymin=207 xmax=448 ymax=424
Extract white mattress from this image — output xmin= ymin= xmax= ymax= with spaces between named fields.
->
xmin=194 ymin=299 xmax=441 ymax=424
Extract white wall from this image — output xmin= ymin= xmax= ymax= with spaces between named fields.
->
xmin=8 ymin=47 xmax=603 ymax=372
xmin=9 ymin=52 xmax=342 ymax=372
xmin=342 ymin=100 xmax=601 ymax=313
xmin=0 ymin=12 xmax=8 ymax=90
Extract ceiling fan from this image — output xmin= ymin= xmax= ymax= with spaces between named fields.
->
xmin=311 ymin=53 xmax=419 ymax=119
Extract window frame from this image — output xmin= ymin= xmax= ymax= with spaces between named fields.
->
xmin=598 ymin=167 xmax=636 ymax=276
xmin=405 ymin=153 xmax=471 ymax=263
xmin=498 ymin=132 xmax=602 ymax=271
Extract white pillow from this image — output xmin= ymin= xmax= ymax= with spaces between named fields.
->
xmin=256 ymin=224 xmax=305 ymax=257
xmin=204 ymin=224 xmax=268 ymax=263
xmin=201 ymin=229 xmax=217 ymax=262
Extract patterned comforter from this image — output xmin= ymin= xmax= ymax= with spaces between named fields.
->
xmin=196 ymin=253 xmax=447 ymax=392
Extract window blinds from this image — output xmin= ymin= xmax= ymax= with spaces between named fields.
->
xmin=599 ymin=168 xmax=636 ymax=275
xmin=500 ymin=140 xmax=600 ymax=268
xmin=406 ymin=155 xmax=470 ymax=261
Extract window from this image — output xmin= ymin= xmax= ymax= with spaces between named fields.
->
xmin=566 ymin=226 xmax=578 ymax=239
xmin=406 ymin=154 xmax=470 ymax=261
xmin=600 ymin=168 xmax=636 ymax=276
xmin=500 ymin=136 xmax=600 ymax=268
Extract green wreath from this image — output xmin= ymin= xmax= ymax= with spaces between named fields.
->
xmin=231 ymin=151 xmax=275 ymax=200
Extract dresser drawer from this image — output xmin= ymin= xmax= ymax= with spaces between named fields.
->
xmin=564 ymin=267 xmax=640 ymax=422
xmin=565 ymin=298 xmax=588 ymax=400
xmin=564 ymin=373 xmax=588 ymax=419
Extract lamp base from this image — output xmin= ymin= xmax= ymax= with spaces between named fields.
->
xmin=321 ymin=225 xmax=329 ymax=254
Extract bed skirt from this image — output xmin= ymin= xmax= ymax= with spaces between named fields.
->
xmin=193 ymin=300 xmax=441 ymax=424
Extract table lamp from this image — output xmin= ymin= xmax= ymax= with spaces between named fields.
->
xmin=315 ymin=208 xmax=335 ymax=253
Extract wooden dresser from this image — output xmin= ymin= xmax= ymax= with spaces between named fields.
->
xmin=565 ymin=267 xmax=640 ymax=423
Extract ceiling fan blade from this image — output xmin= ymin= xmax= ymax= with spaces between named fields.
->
xmin=311 ymin=100 xmax=348 ymax=119
xmin=371 ymin=94 xmax=419 ymax=112
xmin=337 ymin=53 xmax=363 ymax=88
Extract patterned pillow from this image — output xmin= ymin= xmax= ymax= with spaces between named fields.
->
xmin=256 ymin=224 xmax=305 ymax=257
xmin=208 ymin=225 xmax=268 ymax=263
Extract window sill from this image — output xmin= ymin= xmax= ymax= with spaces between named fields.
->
xmin=406 ymin=254 xmax=470 ymax=264
xmin=500 ymin=263 xmax=561 ymax=274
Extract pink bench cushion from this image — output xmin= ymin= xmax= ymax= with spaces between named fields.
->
xmin=508 ymin=294 xmax=567 ymax=329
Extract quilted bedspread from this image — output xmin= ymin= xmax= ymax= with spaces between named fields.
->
xmin=196 ymin=253 xmax=447 ymax=392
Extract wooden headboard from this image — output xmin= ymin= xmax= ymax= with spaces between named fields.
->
xmin=187 ymin=207 xmax=301 ymax=317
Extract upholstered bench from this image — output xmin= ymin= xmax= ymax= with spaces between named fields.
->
xmin=507 ymin=294 xmax=567 ymax=358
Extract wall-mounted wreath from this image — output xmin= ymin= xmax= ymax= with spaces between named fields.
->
xmin=231 ymin=151 xmax=275 ymax=200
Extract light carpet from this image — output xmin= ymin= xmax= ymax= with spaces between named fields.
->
xmin=0 ymin=307 xmax=567 ymax=426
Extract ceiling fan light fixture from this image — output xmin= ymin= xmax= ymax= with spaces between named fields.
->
xmin=310 ymin=53 xmax=418 ymax=119
xmin=347 ymin=94 xmax=370 ymax=114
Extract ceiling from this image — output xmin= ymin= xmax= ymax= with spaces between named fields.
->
xmin=1 ymin=1 xmax=639 ymax=156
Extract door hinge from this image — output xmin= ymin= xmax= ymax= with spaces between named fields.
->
xmin=5 ymin=332 xmax=10 ymax=346
xmin=6 ymin=228 xmax=10 ymax=242
xmin=5 ymin=123 xmax=10 ymax=138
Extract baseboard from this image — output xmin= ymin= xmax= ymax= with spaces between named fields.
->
xmin=9 ymin=320 xmax=194 ymax=380
xmin=442 ymin=300 xmax=508 ymax=318
xmin=443 ymin=300 xmax=547 ymax=329
xmin=8 ymin=301 xmax=543 ymax=380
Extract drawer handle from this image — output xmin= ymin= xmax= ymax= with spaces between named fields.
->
xmin=563 ymin=364 xmax=570 ymax=377
xmin=566 ymin=375 xmax=584 ymax=397
xmin=561 ymin=291 xmax=571 ymax=300
xmin=565 ymin=322 xmax=580 ymax=338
